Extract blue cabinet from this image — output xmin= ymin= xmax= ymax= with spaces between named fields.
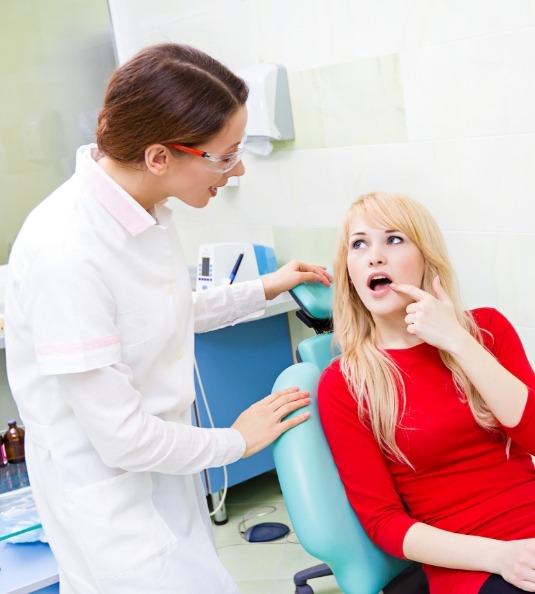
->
xmin=194 ymin=308 xmax=295 ymax=495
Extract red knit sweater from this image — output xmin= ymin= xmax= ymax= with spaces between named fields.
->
xmin=318 ymin=308 xmax=535 ymax=594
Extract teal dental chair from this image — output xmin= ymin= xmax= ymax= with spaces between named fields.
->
xmin=272 ymin=279 xmax=418 ymax=594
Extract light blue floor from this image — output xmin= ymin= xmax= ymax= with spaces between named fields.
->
xmin=212 ymin=471 xmax=342 ymax=594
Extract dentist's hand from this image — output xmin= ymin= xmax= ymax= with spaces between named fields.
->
xmin=390 ymin=276 xmax=467 ymax=352
xmin=232 ymin=387 xmax=311 ymax=457
xmin=261 ymin=261 xmax=332 ymax=300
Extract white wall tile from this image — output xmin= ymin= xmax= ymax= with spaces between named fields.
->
xmin=398 ymin=135 xmax=535 ymax=236
xmin=455 ymin=134 xmax=535 ymax=234
xmin=444 ymin=231 xmax=500 ymax=311
xmin=144 ymin=6 xmax=256 ymax=69
xmin=175 ymin=222 xmax=274 ymax=267
xmin=108 ymin=0 xmax=256 ymax=66
xmin=445 ymin=230 xmax=535 ymax=330
xmin=494 ymin=233 xmax=535 ymax=327
xmin=517 ymin=327 xmax=535 ymax=368
xmin=277 ymin=149 xmax=351 ymax=228
xmin=255 ymin=0 xmax=535 ymax=67
xmin=396 ymin=0 xmax=535 ymax=52
xmin=402 ymin=28 xmax=535 ymax=141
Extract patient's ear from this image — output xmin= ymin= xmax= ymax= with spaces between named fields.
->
xmin=144 ymin=144 xmax=171 ymax=176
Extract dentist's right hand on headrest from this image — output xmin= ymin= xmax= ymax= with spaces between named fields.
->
xmin=232 ymin=387 xmax=310 ymax=457
xmin=261 ymin=260 xmax=332 ymax=301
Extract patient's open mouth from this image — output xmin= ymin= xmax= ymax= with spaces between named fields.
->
xmin=369 ymin=275 xmax=392 ymax=291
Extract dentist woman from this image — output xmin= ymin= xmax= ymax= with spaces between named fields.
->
xmin=4 ymin=43 xmax=330 ymax=594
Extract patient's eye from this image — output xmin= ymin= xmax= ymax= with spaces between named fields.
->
xmin=387 ymin=235 xmax=403 ymax=245
xmin=352 ymin=239 xmax=366 ymax=249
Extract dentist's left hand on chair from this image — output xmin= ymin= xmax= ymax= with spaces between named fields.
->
xmin=261 ymin=260 xmax=332 ymax=300
xmin=232 ymin=387 xmax=311 ymax=458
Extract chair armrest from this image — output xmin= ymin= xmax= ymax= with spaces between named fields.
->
xmin=296 ymin=332 xmax=338 ymax=369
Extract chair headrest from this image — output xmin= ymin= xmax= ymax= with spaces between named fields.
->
xmin=289 ymin=269 xmax=333 ymax=333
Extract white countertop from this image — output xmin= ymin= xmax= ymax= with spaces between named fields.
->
xmin=259 ymin=291 xmax=298 ymax=319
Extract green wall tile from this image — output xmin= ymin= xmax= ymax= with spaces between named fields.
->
xmin=288 ymin=69 xmax=327 ymax=149
xmin=288 ymin=54 xmax=408 ymax=150
xmin=0 ymin=0 xmax=115 ymax=264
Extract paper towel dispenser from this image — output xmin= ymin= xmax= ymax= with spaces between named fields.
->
xmin=237 ymin=63 xmax=295 ymax=142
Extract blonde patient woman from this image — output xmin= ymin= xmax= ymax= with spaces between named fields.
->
xmin=5 ymin=43 xmax=331 ymax=593
xmin=318 ymin=192 xmax=535 ymax=594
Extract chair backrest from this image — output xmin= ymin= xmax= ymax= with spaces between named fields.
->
xmin=272 ymin=282 xmax=411 ymax=594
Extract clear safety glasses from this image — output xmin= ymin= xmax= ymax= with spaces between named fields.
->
xmin=166 ymin=137 xmax=246 ymax=174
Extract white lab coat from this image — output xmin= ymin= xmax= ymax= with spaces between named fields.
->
xmin=5 ymin=145 xmax=266 ymax=593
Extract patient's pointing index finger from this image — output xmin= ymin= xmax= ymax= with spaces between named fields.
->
xmin=390 ymin=283 xmax=427 ymax=301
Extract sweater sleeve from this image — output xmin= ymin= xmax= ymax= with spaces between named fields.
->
xmin=476 ymin=308 xmax=535 ymax=453
xmin=318 ymin=363 xmax=418 ymax=558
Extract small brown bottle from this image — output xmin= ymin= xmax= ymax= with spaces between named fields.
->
xmin=3 ymin=420 xmax=25 ymax=464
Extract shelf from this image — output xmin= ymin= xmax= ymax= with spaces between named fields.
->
xmin=0 ymin=463 xmax=42 ymax=542
xmin=0 ymin=541 xmax=59 ymax=593
xmin=257 ymin=291 xmax=298 ymax=320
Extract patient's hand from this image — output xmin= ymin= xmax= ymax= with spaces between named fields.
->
xmin=390 ymin=276 xmax=466 ymax=352
xmin=232 ymin=386 xmax=310 ymax=457
xmin=499 ymin=538 xmax=535 ymax=591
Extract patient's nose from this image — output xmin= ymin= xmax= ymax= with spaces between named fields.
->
xmin=368 ymin=247 xmax=386 ymax=266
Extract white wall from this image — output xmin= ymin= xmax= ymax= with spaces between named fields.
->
xmin=107 ymin=0 xmax=535 ymax=364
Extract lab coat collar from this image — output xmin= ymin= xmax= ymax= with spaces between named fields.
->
xmin=76 ymin=144 xmax=167 ymax=237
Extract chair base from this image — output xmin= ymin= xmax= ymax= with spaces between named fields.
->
xmin=292 ymin=561 xmax=429 ymax=594
xmin=294 ymin=562 xmax=332 ymax=593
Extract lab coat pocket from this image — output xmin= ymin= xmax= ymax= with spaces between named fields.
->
xmin=65 ymin=471 xmax=177 ymax=579
xmin=115 ymin=304 xmax=156 ymax=348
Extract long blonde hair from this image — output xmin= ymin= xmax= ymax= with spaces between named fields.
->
xmin=333 ymin=192 xmax=496 ymax=464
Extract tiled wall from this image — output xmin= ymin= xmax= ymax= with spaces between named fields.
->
xmin=0 ymin=0 xmax=115 ymax=265
xmin=108 ymin=0 xmax=535 ymax=363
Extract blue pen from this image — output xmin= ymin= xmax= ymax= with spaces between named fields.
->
xmin=228 ymin=253 xmax=244 ymax=284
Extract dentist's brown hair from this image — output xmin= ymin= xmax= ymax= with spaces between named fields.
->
xmin=97 ymin=43 xmax=248 ymax=165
